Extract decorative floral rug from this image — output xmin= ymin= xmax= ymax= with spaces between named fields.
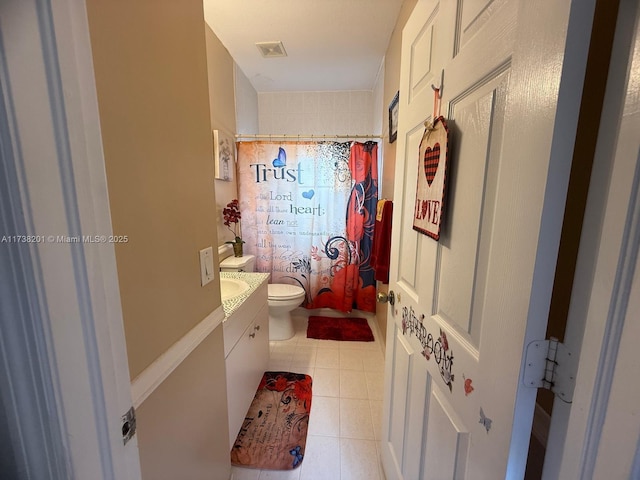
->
xmin=307 ymin=316 xmax=375 ymax=342
xmin=231 ymin=371 xmax=312 ymax=470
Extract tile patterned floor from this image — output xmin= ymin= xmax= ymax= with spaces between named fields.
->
xmin=231 ymin=313 xmax=387 ymax=480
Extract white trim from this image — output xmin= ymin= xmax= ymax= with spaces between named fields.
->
xmin=578 ymin=126 xmax=640 ymax=478
xmin=0 ymin=4 xmax=71 ymax=476
xmin=50 ymin=0 xmax=142 ymax=476
xmin=545 ymin=2 xmax=640 ymax=478
xmin=2 ymin=0 xmax=143 ymax=477
xmin=130 ymin=306 xmax=226 ymax=408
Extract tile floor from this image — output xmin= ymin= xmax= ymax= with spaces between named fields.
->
xmin=231 ymin=312 xmax=387 ymax=480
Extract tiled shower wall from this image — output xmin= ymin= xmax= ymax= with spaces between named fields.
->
xmin=257 ymin=90 xmax=375 ymax=136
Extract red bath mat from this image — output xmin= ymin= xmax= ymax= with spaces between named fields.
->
xmin=231 ymin=371 xmax=312 ymax=471
xmin=306 ymin=316 xmax=374 ymax=342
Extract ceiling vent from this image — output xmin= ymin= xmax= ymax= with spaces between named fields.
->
xmin=256 ymin=41 xmax=287 ymax=58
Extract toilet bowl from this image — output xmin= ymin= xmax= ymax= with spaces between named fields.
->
xmin=268 ymin=284 xmax=305 ymax=341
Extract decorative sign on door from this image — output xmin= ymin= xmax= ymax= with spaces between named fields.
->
xmin=413 ymin=116 xmax=450 ymax=240
xmin=401 ymin=306 xmax=455 ymax=392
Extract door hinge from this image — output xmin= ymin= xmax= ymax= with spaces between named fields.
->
xmin=121 ymin=406 xmax=136 ymax=445
xmin=523 ymin=337 xmax=575 ymax=403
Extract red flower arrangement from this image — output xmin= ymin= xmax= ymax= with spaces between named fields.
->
xmin=223 ymin=199 xmax=244 ymax=245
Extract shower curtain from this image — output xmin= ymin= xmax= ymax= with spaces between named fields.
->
xmin=237 ymin=141 xmax=378 ymax=313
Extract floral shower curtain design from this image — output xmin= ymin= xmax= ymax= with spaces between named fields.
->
xmin=237 ymin=141 xmax=378 ymax=312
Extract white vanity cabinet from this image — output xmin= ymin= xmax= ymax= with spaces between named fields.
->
xmin=222 ymin=279 xmax=269 ymax=449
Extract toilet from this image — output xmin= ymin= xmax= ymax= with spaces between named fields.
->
xmin=267 ymin=284 xmax=305 ymax=341
xmin=218 ymin=250 xmax=305 ymax=341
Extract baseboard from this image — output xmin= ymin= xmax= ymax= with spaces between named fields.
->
xmin=532 ymin=402 xmax=551 ymax=447
xmin=130 ymin=305 xmax=226 ymax=408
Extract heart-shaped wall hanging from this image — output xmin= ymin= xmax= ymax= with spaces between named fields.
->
xmin=413 ymin=116 xmax=450 ymax=241
xmin=423 ymin=143 xmax=440 ymax=187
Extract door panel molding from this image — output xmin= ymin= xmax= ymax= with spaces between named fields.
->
xmin=409 ymin=4 xmax=439 ymax=102
xmin=435 ymin=69 xmax=510 ymax=345
xmin=423 ymin=387 xmax=470 ymax=479
xmin=397 ymin=124 xmax=428 ymax=292
xmin=455 ymin=0 xmax=510 ymax=55
xmin=403 ymin=364 xmax=432 ymax=479
xmin=386 ymin=327 xmax=415 ymax=477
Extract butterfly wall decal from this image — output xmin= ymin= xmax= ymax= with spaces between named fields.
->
xmin=479 ymin=407 xmax=492 ymax=433
xmin=273 ymin=147 xmax=287 ymax=167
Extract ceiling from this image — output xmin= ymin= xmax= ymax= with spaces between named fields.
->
xmin=202 ymin=0 xmax=405 ymax=93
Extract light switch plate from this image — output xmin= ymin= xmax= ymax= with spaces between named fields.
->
xmin=199 ymin=247 xmax=214 ymax=286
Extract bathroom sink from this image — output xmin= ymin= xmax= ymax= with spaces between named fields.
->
xmin=220 ymin=278 xmax=249 ymax=301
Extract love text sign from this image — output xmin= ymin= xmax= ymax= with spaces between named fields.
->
xmin=413 ymin=116 xmax=450 ymax=240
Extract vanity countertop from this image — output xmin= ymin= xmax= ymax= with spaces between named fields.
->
xmin=220 ymin=271 xmax=270 ymax=318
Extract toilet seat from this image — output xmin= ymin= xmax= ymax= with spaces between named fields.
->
xmin=268 ymin=284 xmax=305 ymax=301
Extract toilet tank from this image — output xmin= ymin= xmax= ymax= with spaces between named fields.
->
xmin=219 ymin=254 xmax=255 ymax=272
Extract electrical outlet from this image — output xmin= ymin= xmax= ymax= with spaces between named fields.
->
xmin=199 ymin=247 xmax=214 ymax=286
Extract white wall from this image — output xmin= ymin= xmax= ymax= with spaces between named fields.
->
xmin=235 ymin=64 xmax=259 ymax=134
xmin=372 ymin=62 xmax=385 ymax=137
xmin=258 ymin=90 xmax=374 ymax=135
xmin=372 ymin=60 xmax=385 ymax=197
xmin=209 ymin=61 xmax=258 ymax=245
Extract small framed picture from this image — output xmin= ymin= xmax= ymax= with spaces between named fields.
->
xmin=388 ymin=91 xmax=399 ymax=143
xmin=213 ymin=129 xmax=234 ymax=181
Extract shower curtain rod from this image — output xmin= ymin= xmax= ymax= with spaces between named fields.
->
xmin=235 ymin=133 xmax=382 ymax=140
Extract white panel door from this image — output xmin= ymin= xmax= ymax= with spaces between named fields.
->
xmin=381 ymin=0 xmax=589 ymax=478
